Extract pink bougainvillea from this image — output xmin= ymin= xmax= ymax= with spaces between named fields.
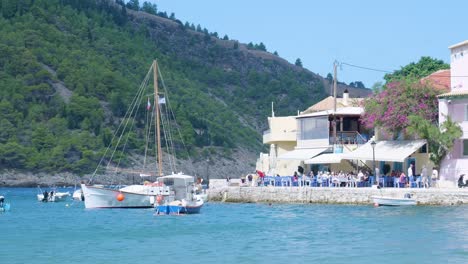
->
xmin=360 ymin=81 xmax=439 ymax=139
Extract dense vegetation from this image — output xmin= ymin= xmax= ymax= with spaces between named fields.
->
xmin=383 ymin=56 xmax=450 ymax=83
xmin=361 ymin=56 xmax=461 ymax=163
xmin=0 ymin=0 xmax=344 ymax=174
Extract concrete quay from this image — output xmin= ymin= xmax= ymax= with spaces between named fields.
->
xmin=207 ymin=179 xmax=468 ymax=206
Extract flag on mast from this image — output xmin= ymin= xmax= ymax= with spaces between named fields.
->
xmin=146 ymin=97 xmax=151 ymax=110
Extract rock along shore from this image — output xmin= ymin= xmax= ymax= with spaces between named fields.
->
xmin=207 ymin=180 xmax=468 ymax=206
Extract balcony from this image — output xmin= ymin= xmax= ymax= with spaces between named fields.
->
xmin=329 ymin=131 xmax=369 ymax=145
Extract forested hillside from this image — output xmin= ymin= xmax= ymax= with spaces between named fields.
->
xmin=0 ymin=0 xmax=369 ymax=177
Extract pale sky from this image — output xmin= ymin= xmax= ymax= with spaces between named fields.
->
xmin=146 ymin=0 xmax=466 ymax=88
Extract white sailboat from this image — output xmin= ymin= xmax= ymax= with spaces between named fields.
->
xmin=81 ymin=60 xmax=203 ymax=212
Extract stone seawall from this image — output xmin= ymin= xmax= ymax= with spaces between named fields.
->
xmin=207 ymin=179 xmax=468 ymax=206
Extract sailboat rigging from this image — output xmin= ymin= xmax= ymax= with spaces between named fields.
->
xmin=81 ymin=60 xmax=203 ymax=212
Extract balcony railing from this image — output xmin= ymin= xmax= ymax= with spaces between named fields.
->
xmin=329 ymin=131 xmax=368 ymax=145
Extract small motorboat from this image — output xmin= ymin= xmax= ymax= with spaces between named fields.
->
xmin=37 ymin=190 xmax=71 ymax=202
xmin=372 ymin=193 xmax=416 ymax=206
xmin=0 ymin=196 xmax=10 ymax=212
xmin=154 ymin=174 xmax=204 ymax=215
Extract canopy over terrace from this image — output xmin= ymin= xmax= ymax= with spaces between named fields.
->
xmin=277 ymin=147 xmax=329 ymax=160
xmin=341 ymin=140 xmax=427 ymax=163
xmin=304 ymin=153 xmax=343 ymax=164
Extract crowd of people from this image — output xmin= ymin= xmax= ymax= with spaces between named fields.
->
xmin=247 ymin=165 xmax=441 ymax=188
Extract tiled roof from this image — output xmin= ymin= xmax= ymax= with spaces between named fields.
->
xmin=301 ymin=96 xmax=364 ymax=114
xmin=438 ymin=90 xmax=468 ymax=98
xmin=420 ymin=69 xmax=450 ymax=92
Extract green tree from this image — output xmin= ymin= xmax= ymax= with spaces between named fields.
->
xmin=384 ymin=56 xmax=449 ymax=83
xmin=257 ymin=42 xmax=266 ymax=51
xmin=407 ymin=115 xmax=462 ymax=168
xmin=295 ymin=58 xmax=303 ymax=67
xmin=32 ymin=124 xmax=55 ymax=151
xmin=126 ymin=0 xmax=140 ymax=10
xmin=141 ymin=1 xmax=157 ymax=15
xmin=0 ymin=141 xmax=27 ymax=168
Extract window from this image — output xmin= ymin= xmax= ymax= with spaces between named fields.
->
xmin=463 ymin=140 xmax=468 ymax=156
xmin=418 ymin=143 xmax=427 ymax=153
xmin=298 ymin=116 xmax=328 ymax=140
xmin=465 ymin=105 xmax=468 ymax=121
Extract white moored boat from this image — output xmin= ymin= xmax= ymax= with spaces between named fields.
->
xmin=81 ymin=184 xmax=170 ymax=208
xmin=81 ymin=60 xmax=204 ymax=212
xmin=372 ymin=194 xmax=416 ymax=206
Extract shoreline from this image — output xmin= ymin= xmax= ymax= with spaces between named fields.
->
xmin=207 ymin=180 xmax=468 ymax=206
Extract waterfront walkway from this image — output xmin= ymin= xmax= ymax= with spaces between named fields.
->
xmin=207 ymin=179 xmax=468 ymax=205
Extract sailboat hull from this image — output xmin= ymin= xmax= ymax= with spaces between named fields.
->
xmin=81 ymin=184 xmax=157 ymax=209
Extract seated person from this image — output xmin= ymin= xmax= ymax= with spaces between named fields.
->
xmin=316 ymin=173 xmax=323 ymax=186
xmin=458 ymin=174 xmax=468 ymax=188
xmin=247 ymin=174 xmax=253 ymax=183
xmin=357 ymin=170 xmax=364 ymax=181
xmin=399 ymin=172 xmax=406 ymax=186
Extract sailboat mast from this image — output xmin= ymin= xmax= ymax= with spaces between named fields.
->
xmin=153 ymin=60 xmax=163 ymax=176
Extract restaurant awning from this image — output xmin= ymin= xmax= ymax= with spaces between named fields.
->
xmin=304 ymin=153 xmax=343 ymax=164
xmin=277 ymin=147 xmax=328 ymax=161
xmin=341 ymin=140 xmax=426 ymax=163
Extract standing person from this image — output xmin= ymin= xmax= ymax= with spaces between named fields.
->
xmin=42 ymin=191 xmax=49 ymax=202
xmin=298 ymin=166 xmax=304 ymax=176
xmin=375 ymin=167 xmax=380 ymax=187
xmin=421 ymin=165 xmax=428 ymax=188
xmin=431 ymin=167 xmax=438 ymax=188
xmin=399 ymin=172 xmax=406 ymax=188
xmin=407 ymin=164 xmax=414 ymax=186
xmin=256 ymin=170 xmax=265 ymax=186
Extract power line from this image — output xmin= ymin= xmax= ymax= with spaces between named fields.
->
xmin=340 ymin=61 xmax=468 ymax=78
xmin=340 ymin=62 xmax=392 ymax=73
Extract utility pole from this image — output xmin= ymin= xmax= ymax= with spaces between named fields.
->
xmin=332 ymin=61 xmax=338 ymax=153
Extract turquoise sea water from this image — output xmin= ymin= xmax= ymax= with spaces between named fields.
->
xmin=0 ymin=187 xmax=467 ymax=264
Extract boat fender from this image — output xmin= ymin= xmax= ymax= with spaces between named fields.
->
xmin=156 ymin=195 xmax=163 ymax=204
xmin=116 ymin=193 xmax=125 ymax=201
